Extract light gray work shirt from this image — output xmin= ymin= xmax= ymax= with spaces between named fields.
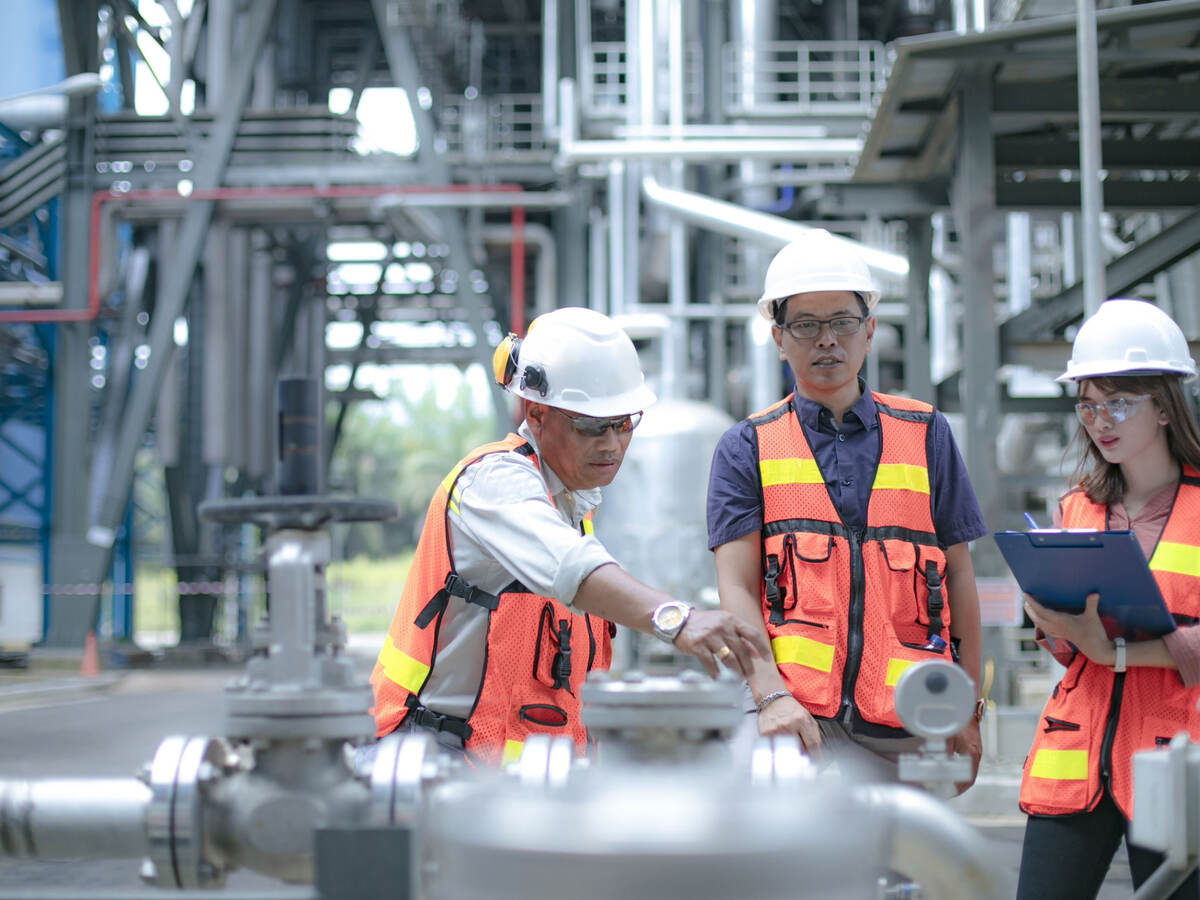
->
xmin=416 ymin=421 xmax=617 ymax=719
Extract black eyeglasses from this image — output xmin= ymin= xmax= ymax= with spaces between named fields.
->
xmin=780 ymin=315 xmax=866 ymax=341
xmin=1074 ymin=394 xmax=1150 ymax=427
xmin=554 ymin=408 xmax=643 ymax=437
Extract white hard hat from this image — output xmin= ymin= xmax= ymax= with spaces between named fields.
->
xmin=492 ymin=307 xmax=657 ymax=416
xmin=757 ymin=229 xmax=881 ymax=322
xmin=1057 ymin=298 xmax=1197 ymax=383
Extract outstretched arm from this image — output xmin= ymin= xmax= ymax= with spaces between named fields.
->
xmin=573 ymin=562 xmax=771 ymax=679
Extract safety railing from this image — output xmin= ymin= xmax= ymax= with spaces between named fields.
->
xmin=722 ymin=41 xmax=888 ymax=117
xmin=580 ymin=42 xmax=705 ymax=120
xmin=439 ymin=94 xmax=551 ymax=162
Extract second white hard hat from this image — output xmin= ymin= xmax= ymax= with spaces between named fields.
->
xmin=1057 ymin=298 xmax=1197 ymax=383
xmin=493 ymin=307 xmax=657 ymax=417
xmin=757 ymin=229 xmax=881 ymax=322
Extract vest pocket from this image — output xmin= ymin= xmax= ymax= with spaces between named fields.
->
xmin=500 ymin=685 xmax=581 ymax=765
xmin=874 ymin=541 xmax=948 ymax=646
xmin=770 ymin=619 xmax=839 ymax=714
xmin=774 ymin=532 xmax=838 ymax=618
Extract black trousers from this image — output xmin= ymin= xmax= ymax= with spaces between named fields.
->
xmin=1016 ymin=789 xmax=1199 ymax=900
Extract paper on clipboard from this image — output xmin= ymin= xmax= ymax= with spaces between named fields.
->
xmin=993 ymin=529 xmax=1177 ymax=640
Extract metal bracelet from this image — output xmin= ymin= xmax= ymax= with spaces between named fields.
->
xmin=755 ymin=690 xmax=792 ymax=714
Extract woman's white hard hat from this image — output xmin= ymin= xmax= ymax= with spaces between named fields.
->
xmin=757 ymin=229 xmax=881 ymax=322
xmin=505 ymin=307 xmax=657 ymax=416
xmin=1057 ymin=298 xmax=1197 ymax=383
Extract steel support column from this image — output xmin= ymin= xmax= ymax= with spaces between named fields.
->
xmin=904 ymin=217 xmax=934 ymax=404
xmin=49 ymin=1 xmax=278 ymax=645
xmin=951 ymin=70 xmax=1000 ymax=566
xmin=46 ymin=2 xmax=102 ymax=645
xmin=372 ymin=0 xmax=507 ymax=429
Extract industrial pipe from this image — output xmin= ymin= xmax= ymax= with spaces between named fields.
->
xmin=0 ymin=778 xmax=152 ymax=859
xmin=861 ymin=783 xmax=1008 ymax=900
xmin=0 ymin=183 xmax=555 ymax=323
xmin=481 ymin=223 xmax=556 ymax=323
xmin=640 ymin=173 xmax=910 ymax=279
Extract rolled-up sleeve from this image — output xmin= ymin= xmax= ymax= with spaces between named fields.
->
xmin=450 ymin=453 xmax=616 ymax=606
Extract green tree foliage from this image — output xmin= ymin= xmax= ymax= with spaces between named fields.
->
xmin=330 ymin=375 xmax=495 ymax=556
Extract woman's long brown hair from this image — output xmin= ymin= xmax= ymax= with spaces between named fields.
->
xmin=1070 ymin=374 xmax=1200 ymax=505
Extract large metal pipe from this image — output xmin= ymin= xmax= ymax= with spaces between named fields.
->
xmin=862 ymin=784 xmax=1008 ymax=900
xmin=0 ymin=778 xmax=152 ymax=859
xmin=561 ymin=136 xmax=863 ymax=162
xmin=640 ymin=173 xmax=909 ymax=278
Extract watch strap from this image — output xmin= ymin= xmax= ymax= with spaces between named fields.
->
xmin=1113 ymin=636 xmax=1127 ymax=673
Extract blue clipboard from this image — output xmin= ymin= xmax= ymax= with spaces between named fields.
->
xmin=993 ymin=530 xmax=1177 ymax=640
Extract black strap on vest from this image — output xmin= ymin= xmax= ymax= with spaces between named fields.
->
xmin=404 ymin=695 xmax=473 ymax=741
xmin=765 ymin=553 xmax=784 ymax=625
xmin=923 ymin=560 xmax=944 ymax=644
xmin=533 ymin=602 xmax=572 ymax=690
xmin=414 ymin=572 xmax=500 ymax=629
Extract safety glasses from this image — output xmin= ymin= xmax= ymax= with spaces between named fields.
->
xmin=554 ymin=408 xmax=643 ymax=437
xmin=780 ymin=315 xmax=866 ymax=341
xmin=1074 ymin=394 xmax=1151 ymax=427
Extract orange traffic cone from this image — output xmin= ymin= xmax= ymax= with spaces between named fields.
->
xmin=80 ymin=630 xmax=100 ymax=678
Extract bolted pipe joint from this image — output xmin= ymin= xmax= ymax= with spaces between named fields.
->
xmin=205 ymin=738 xmax=371 ymax=884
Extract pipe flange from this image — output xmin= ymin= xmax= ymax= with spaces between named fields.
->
xmin=369 ymin=731 xmax=441 ymax=827
xmin=749 ymin=734 xmax=816 ymax=788
xmin=513 ymin=734 xmax=575 ymax=789
xmin=147 ymin=736 xmax=228 ymax=889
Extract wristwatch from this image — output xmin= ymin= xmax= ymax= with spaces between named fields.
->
xmin=1113 ymin=637 xmax=1127 ymax=673
xmin=651 ymin=600 xmax=694 ymax=644
xmin=973 ymin=697 xmax=987 ymax=724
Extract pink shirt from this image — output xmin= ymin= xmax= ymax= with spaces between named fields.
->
xmin=1042 ymin=483 xmax=1200 ymax=685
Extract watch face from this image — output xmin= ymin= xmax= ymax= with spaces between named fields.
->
xmin=657 ymin=606 xmax=685 ymax=630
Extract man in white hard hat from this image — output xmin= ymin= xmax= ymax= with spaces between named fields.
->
xmin=707 ymin=230 xmax=986 ymax=790
xmin=370 ymin=307 xmax=770 ymax=766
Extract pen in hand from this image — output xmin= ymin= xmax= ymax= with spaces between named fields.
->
xmin=1024 ymin=512 xmax=1040 ymax=530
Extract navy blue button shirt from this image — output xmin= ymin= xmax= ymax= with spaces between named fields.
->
xmin=706 ymin=381 xmax=987 ymax=550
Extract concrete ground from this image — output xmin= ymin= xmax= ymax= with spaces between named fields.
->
xmin=0 ymin=645 xmax=1140 ymax=899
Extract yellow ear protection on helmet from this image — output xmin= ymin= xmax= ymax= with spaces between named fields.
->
xmin=491 ymin=332 xmax=548 ymax=397
xmin=492 ymin=333 xmax=521 ymax=387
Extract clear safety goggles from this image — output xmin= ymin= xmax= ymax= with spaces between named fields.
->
xmin=1074 ymin=394 xmax=1150 ymax=427
xmin=555 ymin=408 xmax=643 ymax=437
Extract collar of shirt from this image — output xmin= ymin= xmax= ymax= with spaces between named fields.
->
xmin=517 ymin=420 xmax=604 ymax=525
xmin=792 ymin=377 xmax=878 ymax=434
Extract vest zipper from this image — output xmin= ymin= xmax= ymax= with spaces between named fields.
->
xmin=1098 ymin=670 xmax=1125 ymax=789
xmin=840 ymin=528 xmax=866 ymax=725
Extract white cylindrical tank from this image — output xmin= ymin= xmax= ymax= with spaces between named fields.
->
xmin=596 ymin=399 xmax=736 ymax=610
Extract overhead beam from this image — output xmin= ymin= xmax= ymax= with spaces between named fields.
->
xmin=1002 ymin=208 xmax=1200 ymax=342
xmin=995 ymin=137 xmax=1200 ymax=170
xmin=991 ymin=79 xmax=1200 ymax=117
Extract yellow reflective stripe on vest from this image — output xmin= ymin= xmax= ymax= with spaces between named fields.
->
xmin=378 ymin=635 xmax=430 ymax=694
xmin=760 ymin=457 xmax=824 ymax=487
xmin=772 ymin=635 xmax=834 ymax=672
xmin=885 ymin=657 xmax=914 ymax=687
xmin=501 ymin=740 xmax=523 ymax=765
xmin=582 ymin=517 xmax=594 ymax=535
xmin=1029 ymin=748 xmax=1089 ymax=780
xmin=442 ymin=463 xmax=466 ymax=517
xmin=1150 ymin=541 xmax=1200 ymax=578
xmin=872 ymin=463 xmax=930 ymax=495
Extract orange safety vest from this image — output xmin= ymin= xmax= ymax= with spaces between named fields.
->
xmin=752 ymin=391 xmax=952 ymax=732
xmin=1019 ymin=468 xmax=1200 ymax=819
xmin=369 ymin=434 xmax=614 ymax=766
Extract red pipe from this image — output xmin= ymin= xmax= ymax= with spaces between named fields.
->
xmin=0 ymin=182 xmax=529 ymax=324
